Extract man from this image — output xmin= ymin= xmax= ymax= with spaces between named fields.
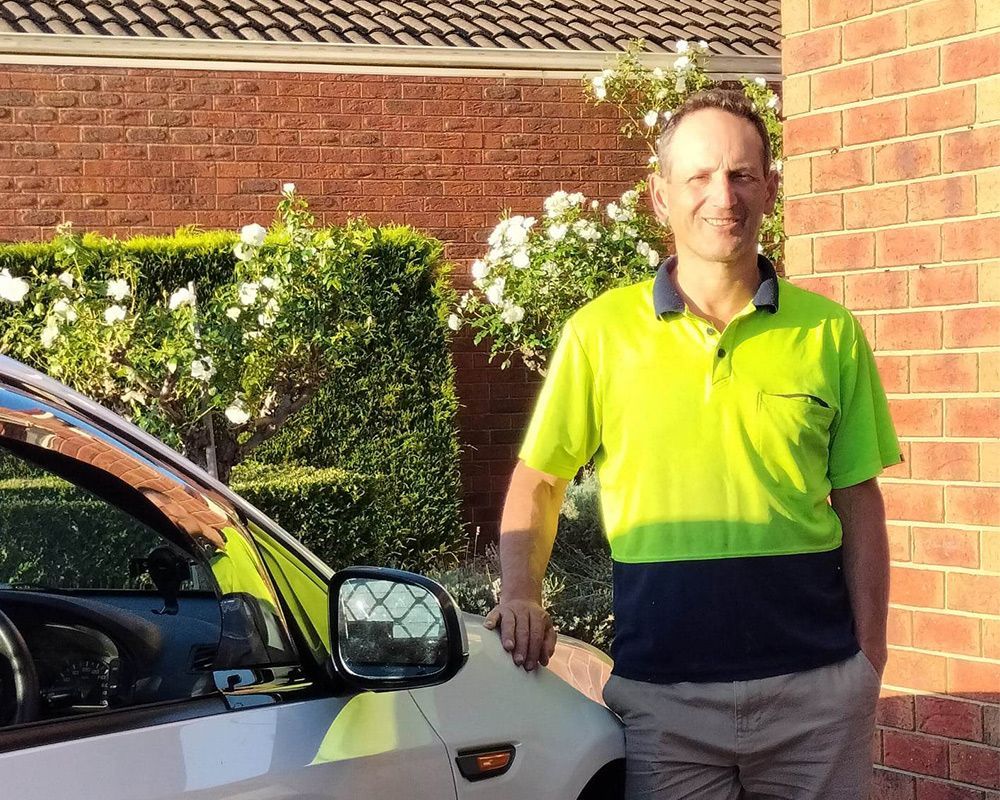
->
xmin=483 ymin=89 xmax=901 ymax=799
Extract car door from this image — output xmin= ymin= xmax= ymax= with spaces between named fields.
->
xmin=0 ymin=381 xmax=456 ymax=800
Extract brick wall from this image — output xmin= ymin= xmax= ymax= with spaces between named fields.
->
xmin=0 ymin=64 xmax=648 ymax=539
xmin=782 ymin=1 xmax=999 ymax=797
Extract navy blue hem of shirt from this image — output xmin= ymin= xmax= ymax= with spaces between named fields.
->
xmin=609 ymin=548 xmax=858 ymax=684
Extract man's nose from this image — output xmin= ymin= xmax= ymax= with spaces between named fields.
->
xmin=707 ymin=175 xmax=738 ymax=208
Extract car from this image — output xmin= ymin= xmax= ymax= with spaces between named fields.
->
xmin=0 ymin=354 xmax=624 ymax=799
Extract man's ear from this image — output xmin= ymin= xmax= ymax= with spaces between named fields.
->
xmin=648 ymin=171 xmax=670 ymax=226
xmin=764 ymin=167 xmax=779 ymax=214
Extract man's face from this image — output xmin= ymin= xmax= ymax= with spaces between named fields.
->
xmin=649 ymin=108 xmax=778 ymax=264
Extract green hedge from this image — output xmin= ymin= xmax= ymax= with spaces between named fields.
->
xmin=0 ymin=223 xmax=464 ymax=573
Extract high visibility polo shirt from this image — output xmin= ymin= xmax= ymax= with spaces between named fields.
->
xmin=519 ymin=255 xmax=902 ymax=683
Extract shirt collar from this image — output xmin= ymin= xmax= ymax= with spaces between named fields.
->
xmin=652 ymin=254 xmax=780 ymax=318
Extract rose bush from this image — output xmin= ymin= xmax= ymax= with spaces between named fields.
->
xmin=0 ymin=186 xmax=350 ymax=483
xmin=451 ymin=40 xmax=784 ymax=373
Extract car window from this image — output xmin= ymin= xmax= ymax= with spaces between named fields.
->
xmin=0 ymin=388 xmax=298 ymax=729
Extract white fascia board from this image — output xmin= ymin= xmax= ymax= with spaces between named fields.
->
xmin=0 ymin=33 xmax=782 ymax=80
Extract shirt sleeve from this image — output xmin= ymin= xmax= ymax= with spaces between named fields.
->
xmin=828 ymin=315 xmax=903 ymax=489
xmin=518 ymin=319 xmax=601 ymax=480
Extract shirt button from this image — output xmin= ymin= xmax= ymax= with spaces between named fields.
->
xmin=706 ymin=327 xmax=717 ymax=335
xmin=717 ymin=348 xmax=726 ymax=358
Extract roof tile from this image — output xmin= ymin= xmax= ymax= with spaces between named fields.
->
xmin=0 ymin=0 xmax=780 ymax=56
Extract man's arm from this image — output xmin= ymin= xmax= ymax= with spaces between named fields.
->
xmin=830 ymin=477 xmax=890 ymax=673
xmin=483 ymin=460 xmax=569 ymax=672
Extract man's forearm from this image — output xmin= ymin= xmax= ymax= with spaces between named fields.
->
xmin=831 ymin=478 xmax=890 ymax=668
xmin=497 ymin=461 xmax=567 ymax=602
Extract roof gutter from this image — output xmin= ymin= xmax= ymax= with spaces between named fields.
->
xmin=0 ymin=33 xmax=781 ymax=80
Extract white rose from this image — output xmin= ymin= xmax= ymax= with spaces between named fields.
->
xmin=698 ymin=40 xmax=710 ymax=51
xmin=767 ymin=94 xmax=780 ymax=110
xmin=0 ymin=269 xmax=30 ymax=304
xmin=57 ymin=271 xmax=74 ymax=289
xmin=238 ymin=282 xmax=259 ymax=306
xmin=547 ymin=223 xmax=568 ymax=242
xmin=261 ymin=276 xmax=278 ymax=291
xmin=607 ymin=202 xmax=620 ymax=221
xmin=501 ymin=303 xmax=525 ymax=325
xmin=225 ymin=399 xmax=250 ymax=425
xmin=281 ymin=182 xmax=296 ymax=194
xmin=470 ymin=259 xmax=489 ymax=280
xmin=662 ymin=111 xmax=673 ymax=122
xmin=773 ymin=159 xmax=783 ymax=174
xmin=511 ymin=250 xmax=530 ymax=269
xmin=190 ymin=357 xmax=215 ymax=382
xmin=643 ymin=109 xmax=660 ymax=128
xmin=674 ymin=55 xmax=691 ymax=71
xmin=168 ymin=287 xmax=194 ymax=310
xmin=594 ymin=85 xmax=607 ymax=100
xmin=106 ymin=278 xmax=130 ymax=301
xmin=675 ymin=76 xmax=687 ymax=93
xmin=226 ymin=306 xmax=241 ymax=320
xmin=637 ymin=240 xmax=651 ymax=257
xmin=485 ymin=278 xmax=505 ymax=305
xmin=103 ymin=304 xmax=127 ymax=325
xmin=758 ymin=243 xmax=765 ymax=254
xmin=754 ymin=76 xmax=767 ymax=87
xmin=239 ymin=223 xmax=267 ymax=248
xmin=675 ymin=39 xmax=690 ymax=53
xmin=621 ymin=189 xmax=639 ymax=207
xmin=52 ymin=298 xmax=77 ymax=323
xmin=447 ymin=313 xmax=461 ymax=331
xmin=258 ymin=312 xmax=275 ymax=328
xmin=40 ymin=322 xmax=59 ymax=349
xmin=652 ymin=67 xmax=664 ymax=79
xmin=647 ymin=249 xmax=660 ymax=267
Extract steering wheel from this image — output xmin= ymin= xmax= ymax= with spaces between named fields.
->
xmin=0 ymin=606 xmax=39 ymax=725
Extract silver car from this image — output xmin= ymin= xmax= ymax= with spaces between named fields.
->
xmin=0 ymin=355 xmax=623 ymax=799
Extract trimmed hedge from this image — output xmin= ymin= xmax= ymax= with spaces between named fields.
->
xmin=0 ymin=223 xmax=464 ymax=573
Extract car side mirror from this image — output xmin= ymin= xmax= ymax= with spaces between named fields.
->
xmin=328 ymin=566 xmax=468 ymax=691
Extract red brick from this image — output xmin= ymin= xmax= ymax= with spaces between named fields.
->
xmin=844 ymin=10 xmax=907 ymax=59
xmin=910 ymin=264 xmax=979 ymax=307
xmin=812 ymin=148 xmax=873 ymax=191
xmin=795 ymin=274 xmax=844 ymax=303
xmin=943 ymin=218 xmax=1000 ymax=262
xmin=890 ymin=564 xmax=946 ymax=606
xmin=908 ymin=86 xmax=976 ymax=135
xmin=874 ymin=49 xmax=941 ymax=97
xmin=813 ymin=63 xmax=874 ymax=109
xmin=889 ymin=398 xmax=944 ymax=436
xmin=910 ymin=442 xmax=981 ymax=484
xmin=883 ymin=730 xmax=950 ymax=777
xmin=888 ymin=522 xmax=912 ymax=560
xmin=814 ymin=232 xmax=875 ymax=271
xmin=984 ymin=617 xmax=1000 ymax=660
xmin=784 ymin=111 xmax=842 ymax=156
xmin=911 ymin=354 xmax=979 ymax=393
xmin=810 ymin=0 xmax=872 ymax=26
xmin=915 ymin=777 xmax=990 ymax=800
xmin=912 ymin=610 xmax=981 ymax=656
xmin=943 ymin=128 xmax=1000 ymax=172
xmin=876 ymin=138 xmax=942 ymax=183
xmin=886 ymin=649 xmax=949 ymax=693
xmin=786 ymin=194 xmax=843 ymax=235
xmin=878 ymin=692 xmax=916 ymax=730
xmin=875 ymin=310 xmax=941 ymax=350
xmin=876 ymin=226 xmax=941 ymax=268
xmin=949 ymin=742 xmax=1000 ymax=789
xmin=941 ymin=32 xmax=1000 ymax=83
xmin=877 ymin=355 xmax=910 ymax=393
xmin=884 ymin=483 xmax=946 ymax=523
xmin=946 ymin=398 xmax=1000 ymax=437
xmin=948 ymin=657 xmax=1000 ymax=697
xmin=908 ymin=0 xmax=977 ymax=45
xmin=784 ymin=27 xmax=843 ymax=74
xmin=888 ymin=605 xmax=914 ymax=645
xmin=944 ymin=306 xmax=1000 ymax=348
xmin=946 ymin=485 xmax=1000 ymax=527
xmin=908 ymin=176 xmax=976 ymax=222
xmin=845 ymin=185 xmax=908 ymax=229
xmin=845 ymin=270 xmax=907 ymax=309
xmin=872 ymin=768 xmax=916 ymax=800
xmin=946 ymin=571 xmax=1000 ymax=616
xmin=844 ymin=99 xmax=907 ymax=146
xmin=916 ymin=695 xmax=985 ymax=742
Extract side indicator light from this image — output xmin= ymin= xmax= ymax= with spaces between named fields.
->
xmin=456 ymin=744 xmax=516 ymax=781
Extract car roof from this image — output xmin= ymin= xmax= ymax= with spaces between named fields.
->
xmin=0 ymin=354 xmax=332 ymax=580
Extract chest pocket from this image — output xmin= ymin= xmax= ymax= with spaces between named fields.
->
xmin=755 ymin=392 xmax=836 ymax=494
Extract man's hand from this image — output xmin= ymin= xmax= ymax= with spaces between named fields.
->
xmin=484 ymin=598 xmax=557 ymax=672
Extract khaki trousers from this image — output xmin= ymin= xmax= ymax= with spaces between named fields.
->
xmin=602 ymin=651 xmax=881 ymax=800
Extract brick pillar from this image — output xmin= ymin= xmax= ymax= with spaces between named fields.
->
xmin=782 ymin=1 xmax=999 ymax=796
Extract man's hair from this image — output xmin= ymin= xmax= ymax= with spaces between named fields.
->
xmin=656 ymin=89 xmax=772 ymax=177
